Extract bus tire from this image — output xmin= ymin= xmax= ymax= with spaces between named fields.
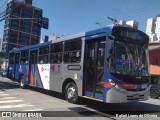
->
xmin=65 ymin=82 xmax=78 ymax=104
xmin=20 ymin=76 xmax=26 ymax=89
xmin=150 ymin=89 xmax=160 ymax=99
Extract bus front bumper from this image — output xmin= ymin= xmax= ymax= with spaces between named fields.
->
xmin=106 ymin=87 xmax=150 ymax=103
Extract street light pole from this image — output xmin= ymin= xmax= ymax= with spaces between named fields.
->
xmin=95 ymin=22 xmax=103 ymax=28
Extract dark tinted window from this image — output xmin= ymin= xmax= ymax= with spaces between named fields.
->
xmin=39 ymin=46 xmax=49 ymax=64
xmin=39 ymin=46 xmax=49 ymax=55
xmin=112 ymin=26 xmax=149 ymax=44
xmin=64 ymin=39 xmax=82 ymax=63
xmin=65 ymin=40 xmax=81 ymax=51
xmin=20 ymin=50 xmax=29 ymax=64
xmin=50 ymin=42 xmax=63 ymax=64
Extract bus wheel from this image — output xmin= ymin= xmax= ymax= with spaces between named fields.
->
xmin=150 ymin=89 xmax=159 ymax=99
xmin=65 ymin=82 xmax=78 ymax=104
xmin=20 ymin=76 xmax=25 ymax=89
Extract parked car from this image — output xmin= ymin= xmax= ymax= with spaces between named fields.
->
xmin=150 ymin=76 xmax=160 ymax=99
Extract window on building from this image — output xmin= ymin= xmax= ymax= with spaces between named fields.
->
xmin=10 ymin=31 xmax=18 ymax=38
xmin=64 ymin=39 xmax=82 ymax=63
xmin=20 ymin=50 xmax=29 ymax=64
xmin=11 ymin=25 xmax=18 ymax=30
xmin=39 ymin=46 xmax=49 ymax=64
xmin=50 ymin=42 xmax=63 ymax=64
xmin=21 ymin=20 xmax=32 ymax=26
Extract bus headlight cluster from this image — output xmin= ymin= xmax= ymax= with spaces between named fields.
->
xmin=108 ymin=79 xmax=116 ymax=87
xmin=114 ymin=85 xmax=128 ymax=94
xmin=108 ymin=79 xmax=127 ymax=93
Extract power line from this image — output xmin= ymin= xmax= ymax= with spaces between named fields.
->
xmin=0 ymin=9 xmax=6 ymax=17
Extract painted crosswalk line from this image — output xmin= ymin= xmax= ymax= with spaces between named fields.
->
xmin=0 ymin=91 xmax=43 ymax=111
xmin=0 ymin=94 xmax=9 ymax=96
xmin=0 ymin=100 xmax=24 ymax=104
xmin=23 ymin=109 xmax=43 ymax=111
xmin=0 ymin=104 xmax=34 ymax=109
xmin=0 ymin=97 xmax=17 ymax=100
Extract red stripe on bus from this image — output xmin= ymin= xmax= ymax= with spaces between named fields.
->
xmin=30 ymin=71 xmax=34 ymax=85
xmin=104 ymin=82 xmax=137 ymax=89
xmin=118 ymin=84 xmax=137 ymax=89
xmin=104 ymin=82 xmax=112 ymax=88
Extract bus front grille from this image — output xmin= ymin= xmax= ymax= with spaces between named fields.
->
xmin=122 ymin=78 xmax=149 ymax=84
xmin=126 ymin=89 xmax=146 ymax=91
xmin=127 ymin=94 xmax=144 ymax=100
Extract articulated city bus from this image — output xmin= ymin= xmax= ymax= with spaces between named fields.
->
xmin=8 ymin=25 xmax=150 ymax=103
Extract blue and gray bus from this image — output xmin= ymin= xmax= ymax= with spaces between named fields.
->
xmin=8 ymin=25 xmax=150 ymax=103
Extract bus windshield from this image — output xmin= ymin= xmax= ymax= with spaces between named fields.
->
xmin=109 ymin=41 xmax=149 ymax=77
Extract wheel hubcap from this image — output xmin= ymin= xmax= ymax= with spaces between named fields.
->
xmin=67 ymin=86 xmax=76 ymax=99
xmin=151 ymin=90 xmax=158 ymax=97
xmin=20 ymin=79 xmax=23 ymax=87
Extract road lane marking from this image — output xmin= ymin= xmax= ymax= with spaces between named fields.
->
xmin=0 ymin=100 xmax=24 ymax=103
xmin=0 ymin=104 xmax=34 ymax=109
xmin=0 ymin=97 xmax=17 ymax=100
xmin=0 ymin=94 xmax=9 ymax=96
xmin=23 ymin=109 xmax=43 ymax=111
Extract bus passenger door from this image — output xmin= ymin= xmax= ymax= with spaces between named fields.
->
xmin=29 ymin=50 xmax=38 ymax=86
xmin=84 ymin=39 xmax=105 ymax=100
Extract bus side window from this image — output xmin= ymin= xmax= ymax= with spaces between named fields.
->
xmin=20 ymin=50 xmax=28 ymax=64
xmin=50 ymin=43 xmax=62 ymax=64
xmin=39 ymin=46 xmax=49 ymax=64
xmin=64 ymin=39 xmax=82 ymax=63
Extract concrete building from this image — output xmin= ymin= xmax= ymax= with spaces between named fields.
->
xmin=126 ymin=20 xmax=139 ymax=29
xmin=146 ymin=18 xmax=156 ymax=34
xmin=155 ymin=17 xmax=160 ymax=34
xmin=2 ymin=0 xmax=43 ymax=56
xmin=119 ymin=20 xmax=139 ymax=29
xmin=146 ymin=16 xmax=160 ymax=42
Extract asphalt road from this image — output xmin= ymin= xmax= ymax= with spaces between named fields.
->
xmin=0 ymin=76 xmax=160 ymax=120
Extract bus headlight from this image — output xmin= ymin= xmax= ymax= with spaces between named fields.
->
xmin=108 ymin=79 xmax=127 ymax=93
xmin=108 ymin=79 xmax=116 ymax=87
